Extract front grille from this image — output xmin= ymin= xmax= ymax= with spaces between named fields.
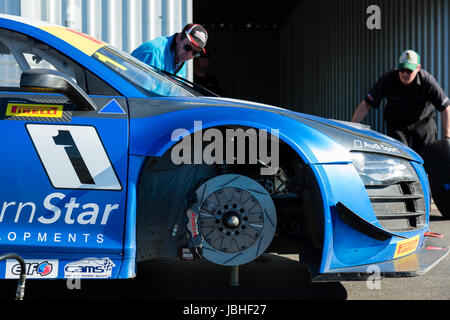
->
xmin=366 ymin=180 xmax=426 ymax=232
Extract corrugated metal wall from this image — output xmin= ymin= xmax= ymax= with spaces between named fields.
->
xmin=0 ymin=0 xmax=194 ymax=78
xmin=201 ymin=23 xmax=280 ymax=105
xmin=280 ymin=0 xmax=449 ymax=137
xmin=192 ymin=0 xmax=296 ymax=105
xmin=1 ymin=0 xmax=448 ymax=137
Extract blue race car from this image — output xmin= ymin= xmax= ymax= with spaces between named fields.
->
xmin=0 ymin=14 xmax=447 ymax=282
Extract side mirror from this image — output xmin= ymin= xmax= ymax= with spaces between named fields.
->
xmin=20 ymin=68 xmax=97 ymax=111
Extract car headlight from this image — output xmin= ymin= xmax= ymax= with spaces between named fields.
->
xmin=350 ymin=152 xmax=417 ymax=186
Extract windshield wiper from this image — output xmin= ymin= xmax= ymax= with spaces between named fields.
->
xmin=152 ymin=66 xmax=220 ymax=97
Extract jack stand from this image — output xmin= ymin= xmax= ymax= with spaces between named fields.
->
xmin=229 ymin=265 xmax=240 ymax=286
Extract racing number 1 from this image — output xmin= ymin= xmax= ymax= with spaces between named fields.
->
xmin=52 ymin=130 xmax=95 ymax=185
xmin=26 ymin=124 xmax=122 ymax=190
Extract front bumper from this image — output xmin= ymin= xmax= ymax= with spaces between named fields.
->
xmin=311 ymin=235 xmax=449 ymax=282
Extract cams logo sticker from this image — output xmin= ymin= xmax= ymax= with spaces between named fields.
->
xmin=6 ymin=259 xmax=58 ymax=279
xmin=64 ymin=257 xmax=115 ymax=278
xmin=6 ymin=103 xmax=63 ymax=118
xmin=26 ymin=124 xmax=121 ymax=190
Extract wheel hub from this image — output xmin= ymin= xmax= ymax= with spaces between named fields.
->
xmin=222 ymin=212 xmax=240 ymax=229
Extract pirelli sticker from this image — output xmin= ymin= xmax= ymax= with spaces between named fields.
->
xmin=394 ymin=235 xmax=420 ymax=258
xmin=6 ymin=103 xmax=64 ymax=118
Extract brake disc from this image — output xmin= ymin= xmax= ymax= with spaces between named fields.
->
xmin=190 ymin=174 xmax=277 ymax=266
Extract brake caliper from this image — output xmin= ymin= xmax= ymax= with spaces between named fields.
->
xmin=186 ymin=206 xmax=203 ymax=257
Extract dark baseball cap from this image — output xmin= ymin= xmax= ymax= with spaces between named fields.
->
xmin=183 ymin=23 xmax=208 ymax=53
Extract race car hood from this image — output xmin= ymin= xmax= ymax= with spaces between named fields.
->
xmin=205 ymin=97 xmax=421 ymax=162
xmin=128 ymin=96 xmax=422 ymax=163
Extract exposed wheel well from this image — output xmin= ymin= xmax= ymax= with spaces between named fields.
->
xmin=135 ymin=125 xmax=324 ymax=268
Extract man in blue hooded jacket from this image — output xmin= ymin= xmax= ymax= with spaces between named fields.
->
xmin=132 ymin=24 xmax=208 ymax=79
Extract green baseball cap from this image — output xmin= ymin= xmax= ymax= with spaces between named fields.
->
xmin=398 ymin=50 xmax=421 ymax=71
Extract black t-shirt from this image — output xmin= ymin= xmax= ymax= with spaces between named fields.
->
xmin=364 ymin=69 xmax=449 ymax=128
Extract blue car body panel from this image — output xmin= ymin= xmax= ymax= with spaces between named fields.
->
xmin=0 ymin=14 xmax=447 ymax=280
xmin=128 ymin=98 xmax=349 ymax=164
xmin=0 ymin=93 xmax=129 ymax=278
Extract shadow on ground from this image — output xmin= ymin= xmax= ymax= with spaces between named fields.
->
xmin=0 ymin=254 xmax=347 ymax=300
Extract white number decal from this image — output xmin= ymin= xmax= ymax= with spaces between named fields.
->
xmin=26 ymin=124 xmax=121 ymax=190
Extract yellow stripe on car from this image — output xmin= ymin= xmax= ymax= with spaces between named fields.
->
xmin=40 ymin=26 xmax=106 ymax=56
xmin=93 ymin=52 xmax=127 ymax=71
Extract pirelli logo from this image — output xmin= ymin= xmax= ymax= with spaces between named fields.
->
xmin=394 ymin=235 xmax=420 ymax=258
xmin=6 ymin=103 xmax=63 ymax=118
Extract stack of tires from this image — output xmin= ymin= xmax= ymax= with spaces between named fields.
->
xmin=420 ymin=138 xmax=450 ymax=219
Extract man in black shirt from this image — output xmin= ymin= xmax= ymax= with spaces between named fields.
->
xmin=352 ymin=50 xmax=450 ymax=152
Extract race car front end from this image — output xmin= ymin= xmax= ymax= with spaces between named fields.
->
xmin=291 ymin=116 xmax=450 ymax=281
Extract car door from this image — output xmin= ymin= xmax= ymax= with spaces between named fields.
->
xmin=0 ymin=28 xmax=128 ymax=264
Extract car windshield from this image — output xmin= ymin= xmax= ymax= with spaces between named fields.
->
xmin=92 ymin=45 xmax=197 ymax=97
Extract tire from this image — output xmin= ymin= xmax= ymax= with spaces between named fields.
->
xmin=420 ymin=138 xmax=450 ymax=219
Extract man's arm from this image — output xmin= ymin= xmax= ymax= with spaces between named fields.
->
xmin=441 ymin=106 xmax=450 ymax=138
xmin=352 ymin=100 xmax=371 ymax=123
xmin=424 ymin=71 xmax=450 ymax=138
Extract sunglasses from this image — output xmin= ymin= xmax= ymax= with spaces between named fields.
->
xmin=399 ymin=69 xmax=413 ymax=74
xmin=183 ymin=44 xmax=201 ymax=58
